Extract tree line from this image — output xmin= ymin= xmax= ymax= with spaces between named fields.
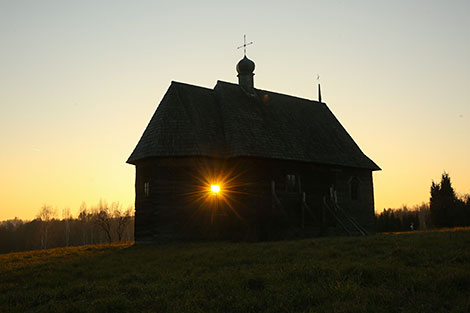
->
xmin=376 ymin=172 xmax=470 ymax=232
xmin=2 ymin=172 xmax=468 ymax=252
xmin=0 ymin=201 xmax=133 ymax=254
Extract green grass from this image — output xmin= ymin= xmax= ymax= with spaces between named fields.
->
xmin=1 ymin=229 xmax=470 ymax=313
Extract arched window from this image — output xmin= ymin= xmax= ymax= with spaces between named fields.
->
xmin=350 ymin=177 xmax=359 ymax=200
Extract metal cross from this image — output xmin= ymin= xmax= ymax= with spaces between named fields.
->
xmin=237 ymin=34 xmax=253 ymax=57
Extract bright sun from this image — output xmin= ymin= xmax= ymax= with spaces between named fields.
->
xmin=211 ymin=185 xmax=220 ymax=194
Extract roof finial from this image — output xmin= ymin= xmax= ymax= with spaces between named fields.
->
xmin=317 ymin=74 xmax=322 ymax=102
xmin=237 ymin=34 xmax=253 ymax=57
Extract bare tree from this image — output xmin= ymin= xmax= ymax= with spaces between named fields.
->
xmin=114 ymin=206 xmax=133 ymax=242
xmin=92 ymin=200 xmax=113 ymax=243
xmin=62 ymin=207 xmax=72 ymax=247
xmin=78 ymin=202 xmax=89 ymax=245
xmin=37 ymin=204 xmax=56 ymax=249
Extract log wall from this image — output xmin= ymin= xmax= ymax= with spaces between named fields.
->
xmin=133 ymin=157 xmax=376 ymax=242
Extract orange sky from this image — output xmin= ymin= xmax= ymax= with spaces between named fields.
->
xmin=1 ymin=1 xmax=469 ymax=221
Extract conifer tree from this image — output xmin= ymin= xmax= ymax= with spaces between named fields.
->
xmin=430 ymin=172 xmax=456 ymax=227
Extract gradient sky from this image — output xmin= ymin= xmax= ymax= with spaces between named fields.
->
xmin=1 ymin=0 xmax=469 ymax=221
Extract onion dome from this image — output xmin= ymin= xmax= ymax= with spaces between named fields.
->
xmin=236 ymin=56 xmax=255 ymax=75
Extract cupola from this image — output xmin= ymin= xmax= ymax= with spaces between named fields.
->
xmin=236 ymin=55 xmax=255 ymax=90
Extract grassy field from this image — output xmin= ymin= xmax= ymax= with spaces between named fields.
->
xmin=1 ymin=229 xmax=470 ymax=313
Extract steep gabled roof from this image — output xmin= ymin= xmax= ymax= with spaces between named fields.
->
xmin=127 ymin=80 xmax=380 ymax=170
xmin=127 ymin=82 xmax=225 ymax=160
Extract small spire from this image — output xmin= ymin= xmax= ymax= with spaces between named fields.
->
xmin=318 ymin=84 xmax=322 ymax=102
xmin=317 ymin=74 xmax=322 ymax=102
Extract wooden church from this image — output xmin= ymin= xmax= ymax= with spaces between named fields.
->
xmin=127 ymin=49 xmax=380 ymax=243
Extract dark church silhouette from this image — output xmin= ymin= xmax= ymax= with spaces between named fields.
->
xmin=128 ymin=53 xmax=380 ymax=242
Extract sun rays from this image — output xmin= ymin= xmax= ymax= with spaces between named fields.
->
xmin=179 ymin=159 xmax=257 ymax=224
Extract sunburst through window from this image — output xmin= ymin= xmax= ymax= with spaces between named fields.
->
xmin=211 ymin=184 xmax=220 ymax=195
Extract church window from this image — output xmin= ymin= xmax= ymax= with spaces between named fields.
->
xmin=350 ymin=177 xmax=359 ymax=200
xmin=286 ymin=174 xmax=297 ymax=192
xmin=144 ymin=182 xmax=150 ymax=197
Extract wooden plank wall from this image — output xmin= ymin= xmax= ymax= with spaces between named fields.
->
xmin=133 ymin=157 xmax=376 ymax=242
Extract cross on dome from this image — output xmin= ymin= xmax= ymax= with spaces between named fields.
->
xmin=237 ymin=34 xmax=253 ymax=57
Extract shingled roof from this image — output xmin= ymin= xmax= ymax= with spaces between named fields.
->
xmin=127 ymin=80 xmax=380 ymax=170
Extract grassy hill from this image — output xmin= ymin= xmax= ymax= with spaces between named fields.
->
xmin=1 ymin=229 xmax=470 ymax=313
